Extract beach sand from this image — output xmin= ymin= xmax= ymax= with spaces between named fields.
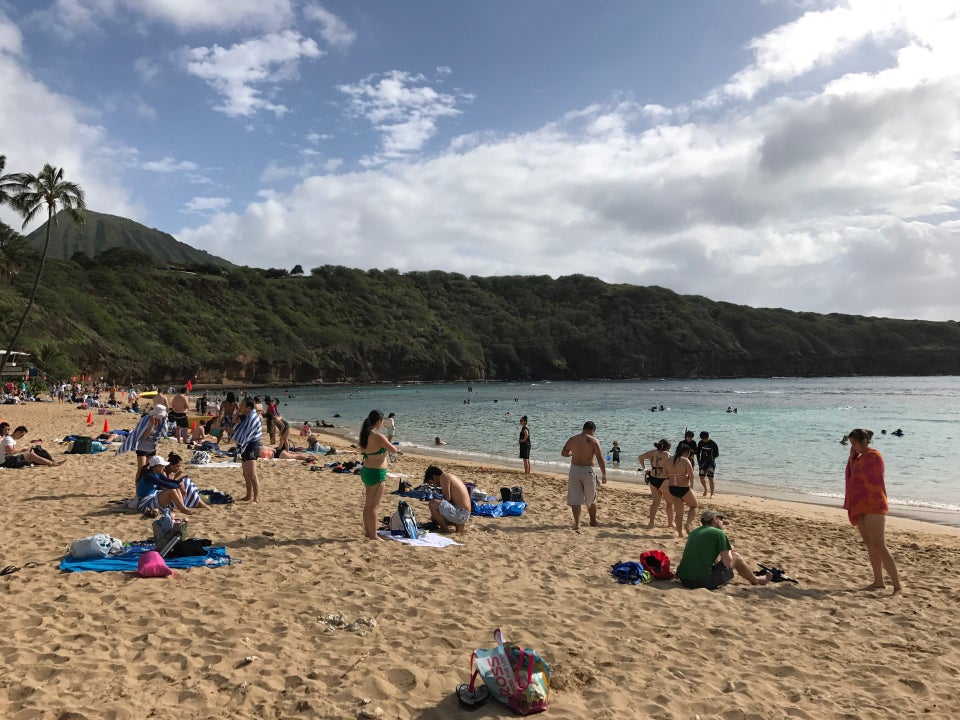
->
xmin=2 ymin=402 xmax=959 ymax=719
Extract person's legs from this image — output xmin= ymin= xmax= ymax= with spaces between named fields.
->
xmin=428 ymin=498 xmax=449 ymax=532
xmin=730 ymin=551 xmax=768 ymax=584
xmin=587 ymin=501 xmax=598 ymax=526
xmin=681 ymin=492 xmax=698 ymax=536
xmin=523 ymin=458 xmax=531 ymax=474
xmin=363 ymin=482 xmax=386 ymax=540
xmin=707 ymin=471 xmax=715 ymax=497
xmin=23 ymin=450 xmax=61 ymax=466
xmin=700 ymin=472 xmax=708 ymax=497
xmin=241 ymin=459 xmax=259 ymax=502
xmin=647 ymin=487 xmax=662 ymax=528
xmin=158 ymin=488 xmax=193 ymax=514
xmin=858 ymin=514 xmax=901 ymax=592
xmin=571 ymin=504 xmax=582 ymax=529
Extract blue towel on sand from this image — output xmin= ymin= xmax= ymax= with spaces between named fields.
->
xmin=59 ymin=545 xmax=233 ymax=572
xmin=471 ymin=500 xmax=527 ymax=517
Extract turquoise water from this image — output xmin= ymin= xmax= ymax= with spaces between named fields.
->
xmin=267 ymin=377 xmax=960 ymax=517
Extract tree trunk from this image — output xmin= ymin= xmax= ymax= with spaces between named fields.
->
xmin=1 ymin=206 xmax=52 ymax=374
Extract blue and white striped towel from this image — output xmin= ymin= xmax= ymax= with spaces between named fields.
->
xmin=116 ymin=414 xmax=151 ymax=456
xmin=231 ymin=411 xmax=262 ymax=452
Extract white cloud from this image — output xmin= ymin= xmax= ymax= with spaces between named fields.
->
xmin=179 ymin=3 xmax=960 ymax=321
xmin=134 ymin=57 xmax=161 ymax=83
xmin=142 ymin=156 xmax=199 ymax=173
xmin=42 ymin=0 xmax=296 ymax=35
xmin=183 ymin=196 xmax=230 ymax=213
xmin=337 ymin=70 xmax=475 ymax=163
xmin=303 ymin=3 xmax=356 ymax=49
xmin=0 ymin=11 xmax=140 ymax=230
xmin=183 ymin=31 xmax=323 ymax=118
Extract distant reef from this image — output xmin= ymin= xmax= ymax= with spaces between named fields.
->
xmin=2 ymin=211 xmax=959 ymax=384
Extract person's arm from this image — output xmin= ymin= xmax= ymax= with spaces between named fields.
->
xmin=594 ymin=439 xmax=607 ymax=481
xmin=713 ymin=441 xmax=719 ymax=459
xmin=561 ymin=439 xmax=572 ymax=457
xmin=637 ymin=449 xmax=654 ymax=468
xmin=719 ymin=549 xmax=733 ymax=568
xmin=376 ymin=430 xmax=398 ymax=453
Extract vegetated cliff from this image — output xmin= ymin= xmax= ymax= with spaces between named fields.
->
xmin=1 ymin=242 xmax=958 ymax=384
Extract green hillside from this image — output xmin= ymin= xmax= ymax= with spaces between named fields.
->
xmin=0 ymin=238 xmax=959 ymax=385
xmin=25 ymin=209 xmax=235 ymax=269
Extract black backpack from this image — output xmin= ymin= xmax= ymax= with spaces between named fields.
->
xmin=500 ymin=485 xmax=524 ymax=502
xmin=68 ymin=436 xmax=93 ymax=454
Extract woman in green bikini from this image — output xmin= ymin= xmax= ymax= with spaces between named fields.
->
xmin=359 ymin=409 xmax=398 ymax=541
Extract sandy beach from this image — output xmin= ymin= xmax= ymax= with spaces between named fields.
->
xmin=2 ymin=401 xmax=959 ymax=720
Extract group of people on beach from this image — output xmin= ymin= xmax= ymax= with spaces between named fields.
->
xmin=539 ymin=417 xmax=901 ymax=593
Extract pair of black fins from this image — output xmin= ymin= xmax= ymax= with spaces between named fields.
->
xmin=755 ymin=563 xmax=799 ymax=584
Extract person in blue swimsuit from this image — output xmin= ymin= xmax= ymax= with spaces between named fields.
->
xmin=359 ymin=410 xmax=400 ymax=541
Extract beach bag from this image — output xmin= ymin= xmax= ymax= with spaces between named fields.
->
xmin=611 ymin=561 xmax=652 ymax=585
xmin=390 ymin=500 xmax=422 ymax=539
xmin=470 ymin=629 xmax=550 ymax=715
xmin=135 ymin=550 xmax=173 ymax=578
xmin=69 ymin=533 xmax=124 ymax=559
xmin=166 ymin=538 xmax=212 ymax=558
xmin=639 ymin=549 xmax=674 ymax=580
xmin=33 ymin=445 xmax=53 ymax=461
xmin=68 ymin=436 xmax=93 ymax=454
xmin=190 ymin=450 xmax=211 ymax=465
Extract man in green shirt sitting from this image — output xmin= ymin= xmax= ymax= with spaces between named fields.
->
xmin=676 ymin=509 xmax=772 ymax=589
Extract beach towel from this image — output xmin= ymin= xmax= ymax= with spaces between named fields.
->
xmin=844 ymin=447 xmax=888 ymax=526
xmin=471 ymin=500 xmax=527 ymax=517
xmin=376 ymin=531 xmax=461 ymax=547
xmin=59 ymin=544 xmax=233 ymax=572
xmin=186 ymin=461 xmax=242 ymax=469
xmin=231 ymin=411 xmax=262 ymax=454
xmin=115 ymin=414 xmax=151 ymax=456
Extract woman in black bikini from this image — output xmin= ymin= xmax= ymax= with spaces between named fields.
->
xmin=638 ymin=439 xmax=674 ymax=529
xmin=665 ymin=445 xmax=698 ymax=537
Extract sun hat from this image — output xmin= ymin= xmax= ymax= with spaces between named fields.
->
xmin=149 ymin=404 xmax=167 ymax=418
xmin=147 ymin=455 xmax=169 ymax=468
xmin=701 ymin=509 xmax=725 ymax=523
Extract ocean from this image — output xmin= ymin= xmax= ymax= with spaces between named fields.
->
xmin=260 ymin=377 xmax=960 ymax=525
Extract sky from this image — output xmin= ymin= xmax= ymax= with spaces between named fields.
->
xmin=1 ymin=1 xmax=959 ymax=321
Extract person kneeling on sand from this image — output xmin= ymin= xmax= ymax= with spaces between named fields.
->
xmin=424 ymin=465 xmax=471 ymax=533
xmin=675 ymin=510 xmax=771 ymax=589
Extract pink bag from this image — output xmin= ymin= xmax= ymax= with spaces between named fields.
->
xmin=135 ymin=550 xmax=173 ymax=578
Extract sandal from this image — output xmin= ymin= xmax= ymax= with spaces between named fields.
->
xmin=456 ymin=682 xmax=490 ymax=709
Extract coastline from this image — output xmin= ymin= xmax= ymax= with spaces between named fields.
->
xmin=5 ymin=401 xmax=959 ymax=718
xmin=312 ymin=426 xmax=960 ymax=535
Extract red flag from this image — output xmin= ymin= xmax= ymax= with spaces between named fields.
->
xmin=186 ymin=379 xmax=193 ymax=391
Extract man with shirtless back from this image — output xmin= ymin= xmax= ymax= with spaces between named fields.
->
xmin=561 ymin=421 xmax=607 ymax=530
xmin=169 ymin=387 xmax=191 ymax=444
xmin=424 ymin=466 xmax=471 ymax=533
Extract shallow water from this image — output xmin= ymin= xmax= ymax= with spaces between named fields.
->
xmin=263 ymin=376 xmax=960 ymax=523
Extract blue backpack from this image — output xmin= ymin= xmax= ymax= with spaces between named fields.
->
xmin=611 ymin=561 xmax=652 ymax=585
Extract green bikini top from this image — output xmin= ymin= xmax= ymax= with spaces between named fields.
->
xmin=361 ymin=447 xmax=387 ymax=460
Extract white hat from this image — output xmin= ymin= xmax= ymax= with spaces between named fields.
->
xmin=149 ymin=404 xmax=167 ymax=418
xmin=147 ymin=455 xmax=169 ymax=467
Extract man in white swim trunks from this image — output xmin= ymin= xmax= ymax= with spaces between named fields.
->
xmin=424 ymin=465 xmax=471 ymax=533
xmin=561 ymin=421 xmax=607 ymax=530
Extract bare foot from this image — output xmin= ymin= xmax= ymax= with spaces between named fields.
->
xmin=861 ymin=582 xmax=885 ymax=591
xmin=645 ymin=523 xmax=655 ymax=530
xmin=891 ymin=586 xmax=902 ymax=595
xmin=589 ymin=520 xmax=599 ymax=527
xmin=754 ymin=571 xmax=772 ymax=586
xmin=572 ymin=524 xmax=580 ymax=531
xmin=239 ymin=496 xmax=252 ymax=502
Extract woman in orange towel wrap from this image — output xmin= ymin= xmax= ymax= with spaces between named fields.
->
xmin=844 ymin=428 xmax=901 ymax=593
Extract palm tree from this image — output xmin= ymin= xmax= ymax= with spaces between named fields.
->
xmin=0 ymin=155 xmax=18 ymax=205
xmin=1 ymin=164 xmax=85 ymax=372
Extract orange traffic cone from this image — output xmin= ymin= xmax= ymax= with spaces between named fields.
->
xmin=103 ymin=419 xmax=110 ymax=433
xmin=191 ymin=421 xmax=197 ymax=431
xmin=86 ymin=412 xmax=93 ymax=425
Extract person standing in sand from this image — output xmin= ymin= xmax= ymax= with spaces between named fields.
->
xmin=638 ymin=439 xmax=674 ymax=529
xmin=424 ymin=465 xmax=471 ymax=533
xmin=665 ymin=445 xmax=698 ymax=537
xmin=169 ymin=387 xmax=191 ymax=444
xmin=232 ymin=397 xmax=262 ymax=503
xmin=561 ymin=421 xmax=606 ymax=530
xmin=359 ymin=410 xmax=398 ymax=541
xmin=518 ymin=415 xmax=531 ymax=474
xmin=844 ymin=428 xmax=901 ymax=593
xmin=676 ymin=510 xmax=771 ymax=589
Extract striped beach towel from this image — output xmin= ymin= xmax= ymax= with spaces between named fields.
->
xmin=231 ymin=411 xmax=262 ymax=453
xmin=116 ymin=415 xmax=152 ymax=456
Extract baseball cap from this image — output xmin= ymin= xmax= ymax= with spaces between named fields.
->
xmin=149 ymin=404 xmax=167 ymax=418
xmin=147 ymin=455 xmax=169 ymax=467
xmin=701 ymin=509 xmax=725 ymax=523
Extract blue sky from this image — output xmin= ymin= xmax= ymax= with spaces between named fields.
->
xmin=1 ymin=1 xmax=959 ymax=321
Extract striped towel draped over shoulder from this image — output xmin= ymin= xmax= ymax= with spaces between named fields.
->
xmin=231 ymin=411 xmax=262 ymax=453
xmin=116 ymin=414 xmax=151 ymax=456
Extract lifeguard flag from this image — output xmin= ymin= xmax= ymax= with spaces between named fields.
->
xmin=186 ymin=379 xmax=193 ymax=391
